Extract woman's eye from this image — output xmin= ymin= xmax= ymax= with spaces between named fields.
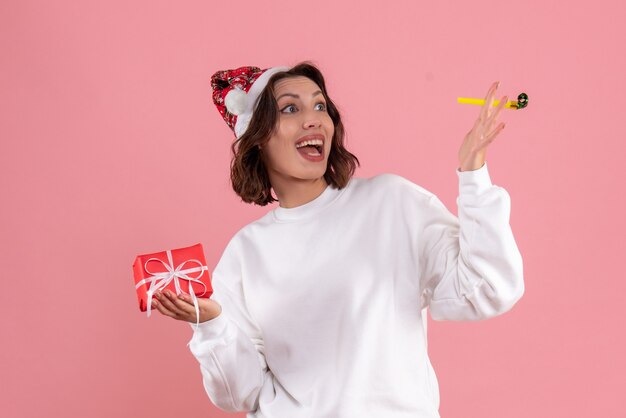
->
xmin=280 ymin=102 xmax=327 ymax=114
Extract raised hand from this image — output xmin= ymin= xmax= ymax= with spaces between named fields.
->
xmin=458 ymin=81 xmax=508 ymax=171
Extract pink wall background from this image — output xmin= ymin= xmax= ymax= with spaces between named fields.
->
xmin=2 ymin=0 xmax=624 ymax=417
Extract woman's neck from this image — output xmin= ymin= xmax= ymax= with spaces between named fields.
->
xmin=273 ymin=177 xmax=328 ymax=209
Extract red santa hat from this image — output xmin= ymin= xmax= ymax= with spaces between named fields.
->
xmin=211 ymin=65 xmax=292 ymax=139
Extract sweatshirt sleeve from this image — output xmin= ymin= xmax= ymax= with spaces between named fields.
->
xmin=418 ymin=161 xmax=524 ymax=321
xmin=186 ymin=235 xmax=270 ymax=412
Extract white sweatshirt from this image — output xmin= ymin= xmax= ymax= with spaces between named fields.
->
xmin=187 ymin=161 xmax=524 ymax=418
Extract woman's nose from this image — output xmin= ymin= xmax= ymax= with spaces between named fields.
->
xmin=301 ymin=106 xmax=322 ymax=128
xmin=303 ymin=114 xmax=322 ymax=128
xmin=304 ymin=119 xmax=321 ymax=128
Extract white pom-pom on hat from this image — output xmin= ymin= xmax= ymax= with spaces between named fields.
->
xmin=224 ymin=86 xmax=248 ymax=115
xmin=211 ymin=65 xmax=291 ymax=138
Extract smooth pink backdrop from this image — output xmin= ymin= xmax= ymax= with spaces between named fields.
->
xmin=2 ymin=1 xmax=624 ymax=417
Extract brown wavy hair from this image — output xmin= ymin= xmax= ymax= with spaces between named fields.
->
xmin=229 ymin=61 xmax=360 ymax=206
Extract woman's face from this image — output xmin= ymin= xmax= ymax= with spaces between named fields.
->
xmin=261 ymin=76 xmax=334 ymax=186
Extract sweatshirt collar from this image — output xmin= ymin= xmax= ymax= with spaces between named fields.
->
xmin=271 ymin=182 xmax=345 ymax=222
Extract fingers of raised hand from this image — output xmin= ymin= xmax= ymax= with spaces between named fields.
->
xmin=485 ymin=122 xmax=505 ymax=144
xmin=487 ymin=96 xmax=509 ymax=126
xmin=481 ymin=81 xmax=499 ymax=121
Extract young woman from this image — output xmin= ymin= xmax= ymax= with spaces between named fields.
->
xmin=150 ymin=61 xmax=524 ymax=418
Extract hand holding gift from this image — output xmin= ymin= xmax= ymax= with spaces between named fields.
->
xmin=132 ymin=243 xmax=215 ymax=331
xmin=151 ymin=289 xmax=222 ymax=323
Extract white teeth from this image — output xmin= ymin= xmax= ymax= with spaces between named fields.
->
xmin=295 ymin=139 xmax=323 ymax=148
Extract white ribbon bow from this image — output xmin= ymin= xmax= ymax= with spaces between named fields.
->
xmin=135 ymin=249 xmax=209 ymax=332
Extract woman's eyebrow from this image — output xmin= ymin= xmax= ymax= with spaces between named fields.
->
xmin=276 ymin=90 xmax=323 ymax=101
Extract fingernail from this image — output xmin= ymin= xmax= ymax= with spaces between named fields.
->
xmin=155 ymin=293 xmax=160 ymax=299
xmin=152 ymin=300 xmax=158 ymax=307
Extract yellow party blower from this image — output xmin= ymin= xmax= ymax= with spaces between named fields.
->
xmin=458 ymin=92 xmax=529 ymax=110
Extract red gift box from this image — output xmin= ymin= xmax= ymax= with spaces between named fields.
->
xmin=132 ymin=243 xmax=212 ymax=316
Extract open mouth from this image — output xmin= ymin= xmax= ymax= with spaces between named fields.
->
xmin=296 ymin=142 xmax=323 ymax=158
xmin=297 ymin=145 xmax=323 ymax=155
xmin=295 ymin=143 xmax=323 ymax=154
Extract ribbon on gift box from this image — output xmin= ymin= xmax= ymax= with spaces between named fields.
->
xmin=135 ymin=249 xmax=209 ymax=331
